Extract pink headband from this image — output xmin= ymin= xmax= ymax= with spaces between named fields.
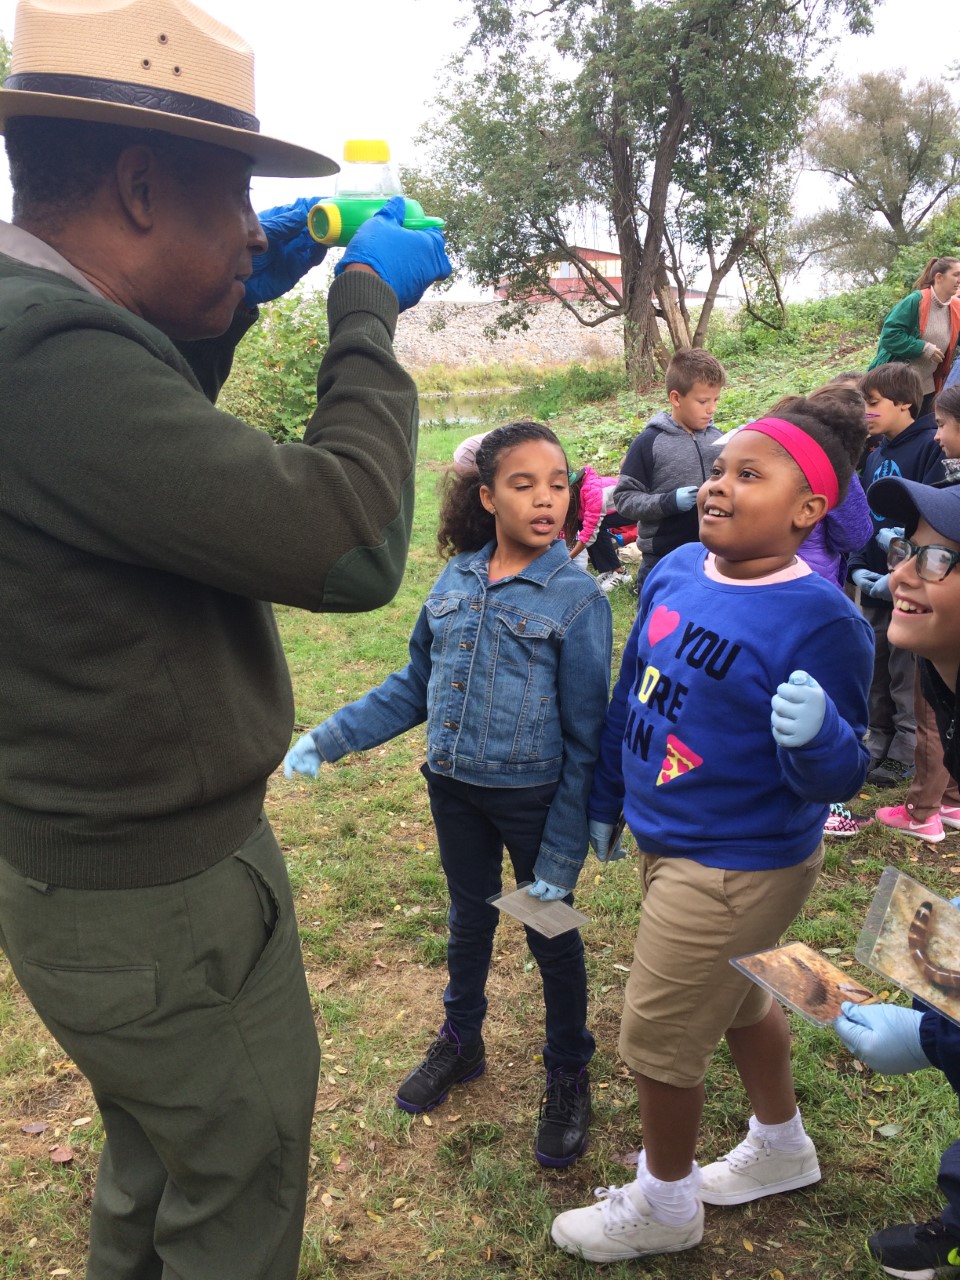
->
xmin=745 ymin=417 xmax=840 ymax=511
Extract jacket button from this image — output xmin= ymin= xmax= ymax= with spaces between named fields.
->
xmin=437 ymin=759 xmax=451 ymax=769
xmin=459 ymin=641 xmax=472 ymax=650
xmin=443 ymin=721 xmax=459 ymax=730
xmin=451 ymin=681 xmax=464 ymax=691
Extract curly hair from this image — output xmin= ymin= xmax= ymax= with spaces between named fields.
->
xmin=762 ymin=385 xmax=868 ymax=505
xmin=437 ymin=422 xmax=575 ymax=559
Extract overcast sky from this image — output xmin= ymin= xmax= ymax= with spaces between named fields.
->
xmin=0 ymin=0 xmax=951 ymax=297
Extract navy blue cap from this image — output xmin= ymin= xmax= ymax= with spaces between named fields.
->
xmin=868 ymin=477 xmax=960 ymax=543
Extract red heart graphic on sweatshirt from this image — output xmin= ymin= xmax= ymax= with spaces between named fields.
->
xmin=647 ymin=604 xmax=680 ymax=648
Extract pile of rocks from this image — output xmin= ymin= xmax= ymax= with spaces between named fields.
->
xmin=393 ymin=299 xmax=624 ymax=370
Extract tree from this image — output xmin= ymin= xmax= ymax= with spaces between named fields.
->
xmin=410 ymin=0 xmax=871 ymax=387
xmin=0 ymin=33 xmax=10 ymax=83
xmin=797 ymin=71 xmax=960 ymax=283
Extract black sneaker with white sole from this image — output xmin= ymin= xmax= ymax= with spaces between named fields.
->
xmin=867 ymin=1216 xmax=960 ymax=1279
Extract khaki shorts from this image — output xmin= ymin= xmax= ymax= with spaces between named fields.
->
xmin=618 ymin=844 xmax=824 ymax=1088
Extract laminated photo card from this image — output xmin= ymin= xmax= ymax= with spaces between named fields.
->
xmin=731 ymin=941 xmax=877 ymax=1027
xmin=856 ymin=866 xmax=960 ymax=1030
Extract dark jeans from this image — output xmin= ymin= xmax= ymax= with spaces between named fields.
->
xmin=587 ymin=513 xmax=624 ymax=575
xmin=422 ymin=766 xmax=595 ymax=1072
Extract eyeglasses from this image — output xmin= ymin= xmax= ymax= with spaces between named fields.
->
xmin=887 ymin=536 xmax=960 ymax=583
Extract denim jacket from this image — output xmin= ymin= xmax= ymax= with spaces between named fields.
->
xmin=311 ymin=540 xmax=613 ymax=889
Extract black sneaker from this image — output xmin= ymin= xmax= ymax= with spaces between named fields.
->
xmin=395 ymin=1022 xmax=485 ymax=1114
xmin=867 ymin=1216 xmax=960 ymax=1278
xmin=867 ymin=757 xmax=917 ymax=788
xmin=534 ymin=1067 xmax=591 ymax=1168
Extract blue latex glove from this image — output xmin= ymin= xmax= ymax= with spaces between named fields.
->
xmin=770 ymin=670 xmax=826 ymax=748
xmin=851 ymin=568 xmax=882 ymax=593
xmin=589 ymin=819 xmax=626 ymax=862
xmin=283 ymin=729 xmax=323 ymax=779
xmin=674 ymin=485 xmax=699 ymax=512
xmin=869 ymin=573 xmax=892 ymax=601
xmin=527 ymin=878 xmax=568 ymax=901
xmin=834 ymin=1002 xmax=930 ymax=1074
xmin=334 ymin=195 xmax=452 ymax=311
xmin=246 ymin=198 xmax=328 ymax=306
xmin=876 ymin=526 xmax=905 ymax=554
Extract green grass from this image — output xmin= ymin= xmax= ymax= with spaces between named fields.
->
xmin=2 ymin=326 xmax=953 ymax=1280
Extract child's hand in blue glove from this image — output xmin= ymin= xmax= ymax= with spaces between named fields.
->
xmin=527 ymin=879 xmax=568 ymax=901
xmin=876 ymin=526 xmax=905 ymax=554
xmin=589 ymin=819 xmax=626 ymax=862
xmin=335 ymin=196 xmax=452 ymax=311
xmin=869 ymin=573 xmax=892 ymax=600
xmin=674 ymin=486 xmax=699 ymax=512
xmin=283 ymin=730 xmax=323 ymax=779
xmin=246 ymin=198 xmax=327 ymax=306
xmin=851 ymin=568 xmax=882 ymax=593
xmin=834 ymin=1002 xmax=929 ymax=1074
xmin=770 ymin=670 xmax=826 ymax=748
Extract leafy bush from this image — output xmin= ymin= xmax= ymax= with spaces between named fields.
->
xmin=218 ymin=288 xmax=329 ymax=441
xmin=708 ymin=283 xmax=897 ymax=362
xmin=511 ymin=361 xmax=628 ymax=419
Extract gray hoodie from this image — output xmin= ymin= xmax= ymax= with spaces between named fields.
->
xmin=612 ymin=412 xmax=724 ymax=569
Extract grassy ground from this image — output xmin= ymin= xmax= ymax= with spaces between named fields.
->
xmin=3 ymin=393 xmax=958 ymax=1280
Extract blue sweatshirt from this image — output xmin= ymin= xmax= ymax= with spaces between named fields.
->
xmin=588 ymin=543 xmax=874 ymax=868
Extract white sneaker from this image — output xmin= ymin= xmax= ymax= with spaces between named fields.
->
xmin=599 ymin=569 xmax=630 ymax=594
xmin=699 ymin=1132 xmax=820 ymax=1205
xmin=551 ymin=1182 xmax=704 ymax=1262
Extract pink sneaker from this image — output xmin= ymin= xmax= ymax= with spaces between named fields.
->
xmin=876 ymin=804 xmax=945 ymax=843
xmin=941 ymin=805 xmax=960 ymax=831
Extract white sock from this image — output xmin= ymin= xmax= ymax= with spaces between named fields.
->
xmin=635 ymin=1150 xmax=701 ymax=1225
xmin=749 ymin=1109 xmax=808 ymax=1153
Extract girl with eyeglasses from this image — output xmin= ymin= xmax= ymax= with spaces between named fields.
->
xmin=871 ymin=389 xmax=960 ymax=844
xmin=834 ymin=477 xmax=960 ymax=1278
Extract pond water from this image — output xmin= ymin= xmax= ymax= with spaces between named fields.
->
xmin=418 ymin=388 xmax=522 ymax=428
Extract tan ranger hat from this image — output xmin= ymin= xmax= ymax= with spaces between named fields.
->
xmin=0 ymin=0 xmax=337 ymax=178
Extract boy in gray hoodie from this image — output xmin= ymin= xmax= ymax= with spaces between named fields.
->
xmin=613 ymin=349 xmax=726 ymax=596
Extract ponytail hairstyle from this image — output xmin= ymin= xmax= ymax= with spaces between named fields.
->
xmin=437 ymin=421 xmax=575 ymax=559
xmin=936 ymin=385 xmax=960 ymax=424
xmin=763 ymin=386 xmax=868 ymax=505
xmin=914 ymin=256 xmax=960 ymax=290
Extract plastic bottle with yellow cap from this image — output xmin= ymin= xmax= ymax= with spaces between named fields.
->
xmin=308 ymin=140 xmax=444 ymax=248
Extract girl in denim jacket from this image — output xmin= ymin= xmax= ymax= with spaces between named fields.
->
xmin=285 ymin=422 xmax=613 ymax=1168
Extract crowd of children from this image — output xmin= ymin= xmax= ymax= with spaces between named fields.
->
xmin=284 ymin=343 xmax=960 ymax=1273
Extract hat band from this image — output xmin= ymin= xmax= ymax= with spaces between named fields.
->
xmin=4 ymin=72 xmax=260 ymax=132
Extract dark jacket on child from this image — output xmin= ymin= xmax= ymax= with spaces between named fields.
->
xmin=850 ymin=416 xmax=945 ymax=581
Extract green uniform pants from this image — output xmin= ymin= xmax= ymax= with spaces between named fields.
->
xmin=0 ymin=816 xmax=320 ymax=1280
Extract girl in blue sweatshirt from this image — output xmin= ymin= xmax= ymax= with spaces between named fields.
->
xmin=552 ymin=393 xmax=874 ymax=1263
xmin=285 ymin=422 xmax=612 ymax=1169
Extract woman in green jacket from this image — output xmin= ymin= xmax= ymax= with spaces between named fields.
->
xmin=870 ymin=256 xmax=960 ymax=416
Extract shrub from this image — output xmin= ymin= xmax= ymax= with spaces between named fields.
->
xmin=218 ymin=288 xmax=329 ymax=441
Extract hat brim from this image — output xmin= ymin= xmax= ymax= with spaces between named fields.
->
xmin=0 ymin=88 xmax=338 ymax=179
xmin=869 ymin=476 xmax=960 ymax=544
